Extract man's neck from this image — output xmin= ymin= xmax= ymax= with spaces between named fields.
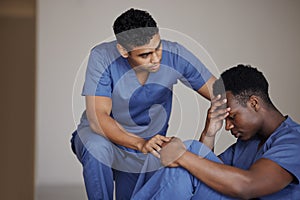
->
xmin=259 ymin=109 xmax=285 ymax=140
xmin=134 ymin=70 xmax=149 ymax=85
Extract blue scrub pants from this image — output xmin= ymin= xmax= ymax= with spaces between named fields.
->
xmin=131 ymin=140 xmax=236 ymax=200
xmin=71 ymin=127 xmax=161 ymax=200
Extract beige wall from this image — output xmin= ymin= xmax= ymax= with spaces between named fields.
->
xmin=0 ymin=0 xmax=36 ymax=199
xmin=36 ymin=0 xmax=300 ymax=198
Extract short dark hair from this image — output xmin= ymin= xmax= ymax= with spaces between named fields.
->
xmin=113 ymin=8 xmax=159 ymax=50
xmin=213 ymin=64 xmax=272 ymax=106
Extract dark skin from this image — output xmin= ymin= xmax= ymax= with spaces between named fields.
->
xmin=160 ymin=91 xmax=293 ymax=199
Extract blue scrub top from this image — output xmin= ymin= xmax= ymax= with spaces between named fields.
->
xmin=219 ymin=116 xmax=300 ymax=200
xmin=80 ymin=40 xmax=212 ymax=139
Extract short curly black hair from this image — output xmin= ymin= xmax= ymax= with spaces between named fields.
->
xmin=213 ymin=64 xmax=272 ymax=106
xmin=113 ymin=8 xmax=159 ymax=50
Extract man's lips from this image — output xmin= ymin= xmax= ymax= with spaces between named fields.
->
xmin=231 ymin=131 xmax=241 ymax=138
xmin=150 ymin=64 xmax=160 ymax=70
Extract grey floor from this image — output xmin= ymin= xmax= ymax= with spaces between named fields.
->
xmin=36 ymin=184 xmax=88 ymax=200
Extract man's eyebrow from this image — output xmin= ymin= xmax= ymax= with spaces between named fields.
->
xmin=137 ymin=40 xmax=162 ymax=57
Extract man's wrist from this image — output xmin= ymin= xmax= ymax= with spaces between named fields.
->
xmin=177 ymin=151 xmax=204 ymax=168
xmin=205 ymin=133 xmax=216 ymax=138
xmin=135 ymin=138 xmax=146 ymax=152
xmin=202 ymin=129 xmax=217 ymax=138
xmin=176 ymin=151 xmax=189 ymax=166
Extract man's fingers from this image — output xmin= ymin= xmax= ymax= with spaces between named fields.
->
xmin=142 ymin=135 xmax=174 ymax=156
xmin=151 ymin=150 xmax=160 ymax=158
xmin=211 ymin=95 xmax=227 ymax=109
xmin=211 ymin=99 xmax=227 ymax=109
xmin=154 ymin=134 xmax=172 ymax=143
xmin=211 ymin=94 xmax=223 ymax=104
xmin=215 ymin=111 xmax=230 ymax=121
xmin=209 ymin=107 xmax=230 ymax=118
xmin=145 ymin=141 xmax=162 ymax=153
xmin=149 ymin=136 xmax=164 ymax=146
xmin=153 ymin=143 xmax=162 ymax=152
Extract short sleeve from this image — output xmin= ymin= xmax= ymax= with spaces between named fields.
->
xmin=82 ymin=47 xmax=112 ymax=97
xmin=163 ymin=42 xmax=212 ymax=90
xmin=171 ymin=43 xmax=212 ymax=91
xmin=262 ymin=130 xmax=300 ymax=184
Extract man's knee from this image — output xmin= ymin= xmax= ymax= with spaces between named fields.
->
xmin=75 ymin=128 xmax=115 ymax=165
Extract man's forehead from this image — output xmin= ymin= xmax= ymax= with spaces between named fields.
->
xmin=225 ymin=91 xmax=236 ymax=106
xmin=130 ymin=34 xmax=161 ymax=51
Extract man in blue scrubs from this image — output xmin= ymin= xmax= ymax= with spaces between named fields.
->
xmin=132 ymin=65 xmax=300 ymax=199
xmin=70 ymin=8 xmax=216 ymax=200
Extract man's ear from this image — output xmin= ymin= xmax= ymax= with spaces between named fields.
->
xmin=117 ymin=44 xmax=129 ymax=58
xmin=249 ymin=95 xmax=260 ymax=111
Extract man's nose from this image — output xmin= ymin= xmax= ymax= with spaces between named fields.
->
xmin=225 ymin=118 xmax=234 ymax=131
xmin=151 ymin=52 xmax=160 ymax=63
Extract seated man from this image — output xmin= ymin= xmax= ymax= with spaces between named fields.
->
xmin=132 ymin=64 xmax=300 ymax=200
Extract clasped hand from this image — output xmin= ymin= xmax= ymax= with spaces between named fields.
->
xmin=140 ymin=135 xmax=186 ymax=167
xmin=160 ymin=137 xmax=186 ymax=167
xmin=140 ymin=134 xmax=172 ymax=158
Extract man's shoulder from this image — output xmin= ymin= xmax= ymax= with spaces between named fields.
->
xmin=264 ymin=117 xmax=300 ymax=150
xmin=162 ymin=40 xmax=196 ymax=60
xmin=91 ymin=40 xmax=117 ymax=53
xmin=285 ymin=116 xmax=300 ymax=133
xmin=162 ymin=39 xmax=182 ymax=51
xmin=274 ymin=117 xmax=300 ymax=138
xmin=88 ymin=40 xmax=120 ymax=62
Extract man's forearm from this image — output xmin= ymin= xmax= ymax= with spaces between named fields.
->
xmin=199 ymin=131 xmax=215 ymax=150
xmin=92 ymin=113 xmax=146 ymax=151
xmin=177 ymin=151 xmax=250 ymax=198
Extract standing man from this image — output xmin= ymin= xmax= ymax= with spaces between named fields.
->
xmin=132 ymin=64 xmax=300 ymax=200
xmin=71 ymin=8 xmax=215 ymax=200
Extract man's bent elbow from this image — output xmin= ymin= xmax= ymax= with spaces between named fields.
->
xmin=89 ymin=121 xmax=104 ymax=135
xmin=229 ymin=180 xmax=256 ymax=200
